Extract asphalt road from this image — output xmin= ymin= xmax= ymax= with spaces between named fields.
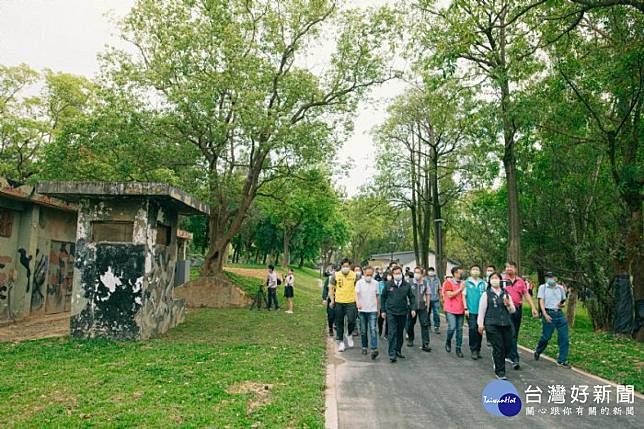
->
xmin=327 ymin=316 xmax=642 ymax=428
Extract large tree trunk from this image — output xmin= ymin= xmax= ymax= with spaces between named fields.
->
xmin=498 ymin=9 xmax=522 ymax=271
xmin=282 ymin=230 xmax=292 ymax=270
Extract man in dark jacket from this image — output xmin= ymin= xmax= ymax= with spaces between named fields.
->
xmin=380 ymin=266 xmax=417 ymax=363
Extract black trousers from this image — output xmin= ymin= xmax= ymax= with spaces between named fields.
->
xmin=378 ymin=312 xmax=386 ymax=336
xmin=387 ymin=313 xmax=407 ymax=358
xmin=334 ymin=302 xmax=357 ymax=341
xmin=468 ymin=313 xmax=483 ymax=352
xmin=508 ymin=305 xmax=522 ymax=362
xmin=485 ymin=324 xmax=513 ymax=376
xmin=406 ymin=310 xmax=430 ymax=347
xmin=267 ymin=288 xmax=279 ymax=309
xmin=326 ymin=299 xmax=335 ymax=330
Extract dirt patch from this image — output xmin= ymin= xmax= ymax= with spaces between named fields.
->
xmin=226 ymin=381 xmax=274 ymax=413
xmin=174 ymin=274 xmax=252 ymax=308
xmin=225 ymin=267 xmax=269 ymax=280
xmin=0 ymin=312 xmax=70 ymax=342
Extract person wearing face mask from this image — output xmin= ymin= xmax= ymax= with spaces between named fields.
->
xmin=355 ymin=266 xmax=380 ymax=360
xmin=426 ymin=267 xmax=442 ymax=334
xmin=352 ymin=266 xmax=363 ymax=337
xmin=477 ymin=272 xmax=516 ymax=380
xmin=329 ymin=258 xmax=358 ymax=352
xmin=534 ymin=272 xmax=570 ymax=368
xmin=443 ymin=266 xmax=466 ymax=358
xmin=503 ymin=261 xmax=539 ymax=370
xmin=406 ymin=267 xmax=431 ymax=351
xmin=380 ymin=266 xmax=417 ymax=363
xmin=485 ymin=265 xmax=496 ymax=282
xmin=463 ymin=264 xmax=487 ymax=360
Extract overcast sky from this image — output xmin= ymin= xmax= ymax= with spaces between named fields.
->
xmin=0 ymin=0 xmax=407 ymax=196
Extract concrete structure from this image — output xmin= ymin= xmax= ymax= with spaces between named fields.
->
xmin=36 ymin=181 xmax=209 ymax=340
xmin=0 ymin=179 xmax=78 ymax=323
xmin=368 ymin=250 xmax=458 ymax=274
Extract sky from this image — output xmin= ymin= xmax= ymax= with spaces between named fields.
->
xmin=0 ymin=0 xmax=407 ymax=196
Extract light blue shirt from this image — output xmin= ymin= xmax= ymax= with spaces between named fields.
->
xmin=537 ymin=283 xmax=566 ymax=310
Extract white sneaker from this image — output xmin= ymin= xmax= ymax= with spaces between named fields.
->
xmin=285 ymin=310 xmax=293 ymax=314
xmin=346 ymin=335 xmax=354 ymax=348
xmin=338 ymin=341 xmax=346 ymax=352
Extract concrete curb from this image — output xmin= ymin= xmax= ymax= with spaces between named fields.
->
xmin=324 ymin=337 xmax=339 ymax=429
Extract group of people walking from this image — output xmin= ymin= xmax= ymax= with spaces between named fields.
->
xmin=322 ymin=258 xmax=571 ymax=379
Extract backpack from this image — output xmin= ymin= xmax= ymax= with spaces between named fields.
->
xmin=277 ymin=277 xmax=282 ymax=286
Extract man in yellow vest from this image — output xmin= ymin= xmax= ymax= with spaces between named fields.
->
xmin=329 ymin=258 xmax=358 ymax=352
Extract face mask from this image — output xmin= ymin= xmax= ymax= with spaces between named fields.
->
xmin=486 ymin=270 xmax=494 ymax=277
xmin=394 ymin=274 xmax=403 ymax=282
xmin=364 ymin=276 xmax=372 ymax=282
xmin=341 ymin=267 xmax=350 ymax=275
xmin=491 ymin=279 xmax=501 ymax=288
xmin=546 ymin=278 xmax=556 ymax=286
xmin=428 ymin=271 xmax=435 ymax=277
xmin=414 ymin=273 xmax=421 ymax=280
xmin=471 ymin=269 xmax=480 ymax=278
xmin=355 ymin=272 xmax=362 ymax=279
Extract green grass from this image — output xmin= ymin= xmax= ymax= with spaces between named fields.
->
xmin=0 ymin=266 xmax=326 ymax=428
xmin=517 ymin=299 xmax=644 ymax=393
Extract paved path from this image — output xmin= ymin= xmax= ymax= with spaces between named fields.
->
xmin=326 ymin=316 xmax=642 ymax=428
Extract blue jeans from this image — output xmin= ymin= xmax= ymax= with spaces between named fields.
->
xmin=428 ymin=300 xmax=441 ymax=329
xmin=535 ymin=309 xmax=569 ymax=363
xmin=445 ymin=312 xmax=464 ymax=350
xmin=359 ymin=311 xmax=378 ymax=349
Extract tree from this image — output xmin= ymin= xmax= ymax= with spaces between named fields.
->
xmin=374 ymin=78 xmax=473 ymax=278
xmin=261 ymin=167 xmax=338 ymax=269
xmin=105 ymin=0 xmax=398 ymax=275
xmin=536 ymin=6 xmax=643 ymax=336
xmin=416 ymin=0 xmax=546 ymax=270
xmin=0 ymin=65 xmax=96 ymax=182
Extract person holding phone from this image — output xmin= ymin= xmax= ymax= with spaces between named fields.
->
xmin=534 ymin=272 xmax=570 ymax=368
xmin=477 ymin=272 xmax=516 ymax=379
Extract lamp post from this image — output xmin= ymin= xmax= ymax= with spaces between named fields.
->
xmin=389 ymin=241 xmax=396 ymax=265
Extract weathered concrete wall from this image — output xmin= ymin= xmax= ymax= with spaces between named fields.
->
xmin=71 ymin=199 xmax=184 ymax=340
xmin=0 ymin=198 xmax=76 ymax=323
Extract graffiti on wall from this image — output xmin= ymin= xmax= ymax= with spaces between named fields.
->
xmin=30 ymin=249 xmax=48 ymax=312
xmin=18 ymin=248 xmax=32 ymax=293
xmin=45 ymin=242 xmax=74 ymax=314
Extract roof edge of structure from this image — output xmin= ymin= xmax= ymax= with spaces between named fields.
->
xmin=36 ymin=181 xmax=210 ymax=216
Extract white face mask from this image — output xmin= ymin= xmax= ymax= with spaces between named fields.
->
xmin=394 ymin=274 xmax=403 ymax=282
xmin=428 ymin=271 xmax=436 ymax=277
xmin=364 ymin=276 xmax=372 ymax=282
xmin=486 ymin=270 xmax=494 ymax=277
xmin=414 ymin=273 xmax=421 ymax=280
xmin=341 ymin=267 xmax=350 ymax=275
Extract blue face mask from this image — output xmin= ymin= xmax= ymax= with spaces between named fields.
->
xmin=546 ymin=278 xmax=556 ymax=286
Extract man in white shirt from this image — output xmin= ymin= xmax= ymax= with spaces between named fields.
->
xmin=266 ymin=265 xmax=279 ymax=310
xmin=355 ymin=266 xmax=380 ymax=360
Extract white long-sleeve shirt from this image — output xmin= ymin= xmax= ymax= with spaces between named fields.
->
xmin=477 ymin=287 xmax=516 ymax=328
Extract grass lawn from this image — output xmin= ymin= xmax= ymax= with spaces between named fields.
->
xmin=0 ymin=265 xmax=327 ymax=428
xmin=517 ymin=299 xmax=644 ymax=393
